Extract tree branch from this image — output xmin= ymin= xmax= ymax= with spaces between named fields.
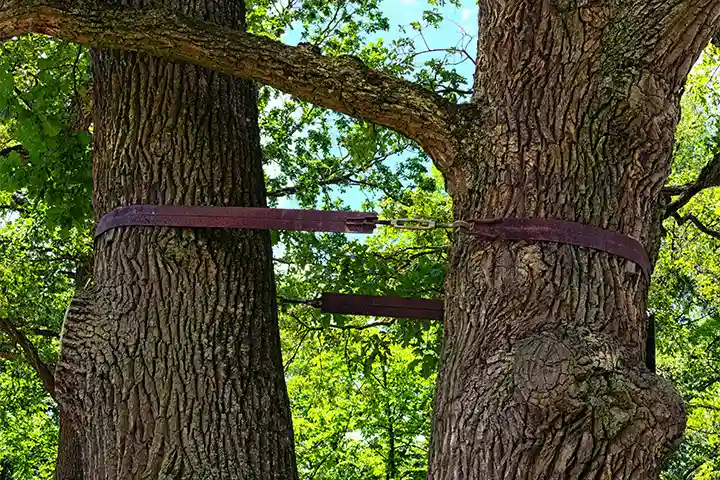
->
xmin=671 ymin=212 xmax=720 ymax=241
xmin=0 ymin=317 xmax=56 ymax=399
xmin=645 ymin=0 xmax=720 ymax=87
xmin=0 ymin=0 xmax=457 ymax=167
xmin=665 ymin=152 xmax=720 ymax=219
xmin=285 ymin=310 xmax=396 ymax=332
xmin=267 ymin=175 xmax=349 ymax=198
xmin=0 ymin=143 xmax=25 ymax=157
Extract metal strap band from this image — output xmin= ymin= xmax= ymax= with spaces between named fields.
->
xmin=95 ymin=205 xmax=651 ymax=278
xmin=95 ymin=205 xmax=378 ymax=237
xmin=467 ymin=218 xmax=651 ymax=279
xmin=319 ymin=293 xmax=443 ymax=320
xmin=296 ymin=293 xmax=656 ymax=370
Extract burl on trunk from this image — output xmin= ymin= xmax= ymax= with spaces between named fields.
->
xmin=430 ymin=3 xmax=707 ymax=478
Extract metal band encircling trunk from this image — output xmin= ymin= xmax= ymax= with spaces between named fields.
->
xmin=95 ymin=205 xmax=651 ymax=278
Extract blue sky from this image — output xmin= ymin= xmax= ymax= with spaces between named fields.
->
xmin=268 ymin=1 xmax=478 ymax=211
xmin=381 ymin=0 xmax=477 ymax=80
xmin=282 ymin=0 xmax=478 ymax=83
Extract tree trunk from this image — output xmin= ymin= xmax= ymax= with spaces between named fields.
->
xmin=429 ymin=3 xmax=700 ymax=479
xmin=55 ymin=410 xmax=83 ymax=480
xmin=54 ymin=0 xmax=297 ymax=478
xmin=55 ymin=256 xmax=93 ymax=480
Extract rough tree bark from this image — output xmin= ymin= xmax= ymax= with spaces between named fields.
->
xmin=51 ymin=0 xmax=297 ymax=478
xmin=56 ymin=410 xmax=84 ymax=480
xmin=2 ymin=0 xmax=720 ymax=478
xmin=428 ymin=4 xmax=719 ymax=477
xmin=55 ymin=256 xmax=93 ymax=480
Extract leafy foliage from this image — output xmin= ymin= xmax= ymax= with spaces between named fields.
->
xmin=0 ymin=360 xmax=57 ymax=480
xmin=0 ymin=36 xmax=92 ymax=230
xmin=657 ymin=45 xmax=720 ymax=480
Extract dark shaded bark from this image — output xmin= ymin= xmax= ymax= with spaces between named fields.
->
xmin=53 ymin=0 xmax=296 ymax=478
xmin=56 ymin=410 xmax=83 ymax=480
xmin=55 ymin=257 xmax=92 ymax=480
xmin=646 ymin=314 xmax=656 ymax=374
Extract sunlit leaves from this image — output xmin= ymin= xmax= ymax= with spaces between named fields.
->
xmin=0 ymin=361 xmax=57 ymax=480
xmin=656 ymin=44 xmax=720 ymax=480
xmin=0 ymin=36 xmax=92 ymax=231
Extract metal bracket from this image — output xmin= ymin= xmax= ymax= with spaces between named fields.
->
xmin=389 ymin=218 xmax=437 ymax=230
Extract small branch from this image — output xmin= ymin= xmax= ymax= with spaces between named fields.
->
xmin=661 ymin=183 xmax=693 ymax=196
xmin=435 ymin=87 xmax=472 ymax=96
xmin=31 ymin=327 xmax=59 ymax=338
xmin=283 ymin=328 xmax=311 ymax=370
xmin=285 ymin=309 xmax=396 ymax=331
xmin=0 ymin=204 xmax=24 ymax=213
xmin=330 ymin=320 xmax=396 ymax=330
xmin=457 ymin=48 xmax=476 ymax=66
xmin=267 ymin=143 xmax=415 ymax=202
xmin=409 ymin=47 xmax=475 ymax=65
xmin=267 ymin=175 xmax=348 ymax=198
xmin=0 ymin=317 xmax=55 ymax=399
xmin=376 ymin=245 xmax=446 ymax=261
xmin=0 ymin=143 xmax=25 ymax=157
xmin=671 ymin=213 xmax=720 ymax=241
xmin=688 ymin=402 xmax=720 ymax=411
xmin=13 ymin=86 xmax=32 ymax=109
xmin=665 ymin=152 xmax=720 ymax=219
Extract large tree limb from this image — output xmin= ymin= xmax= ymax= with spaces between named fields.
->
xmin=0 ymin=317 xmax=56 ymax=399
xmin=630 ymin=0 xmax=720 ymax=88
xmin=0 ymin=0 xmax=457 ymax=167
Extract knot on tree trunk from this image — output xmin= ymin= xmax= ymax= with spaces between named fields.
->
xmin=438 ymin=327 xmax=684 ymax=479
xmin=513 ymin=329 xmax=685 ymax=452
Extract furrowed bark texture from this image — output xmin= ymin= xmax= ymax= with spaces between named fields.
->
xmin=54 ymin=0 xmax=296 ymax=478
xmin=55 ymin=257 xmax=92 ymax=480
xmin=56 ymin=410 xmax=84 ymax=480
xmin=430 ymin=2 xmax=720 ymax=479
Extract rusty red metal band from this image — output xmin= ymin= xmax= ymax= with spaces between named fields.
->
xmin=305 ymin=293 xmax=655 ymax=371
xmin=319 ymin=293 xmax=444 ymax=320
xmin=95 ymin=205 xmax=378 ymax=237
xmin=95 ymin=205 xmax=651 ymax=278
xmin=467 ymin=218 xmax=651 ymax=278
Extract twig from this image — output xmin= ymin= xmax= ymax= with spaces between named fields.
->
xmin=0 ymin=317 xmax=55 ymax=399
xmin=0 ymin=144 xmax=24 ymax=157
xmin=671 ymin=213 xmax=720 ymax=241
